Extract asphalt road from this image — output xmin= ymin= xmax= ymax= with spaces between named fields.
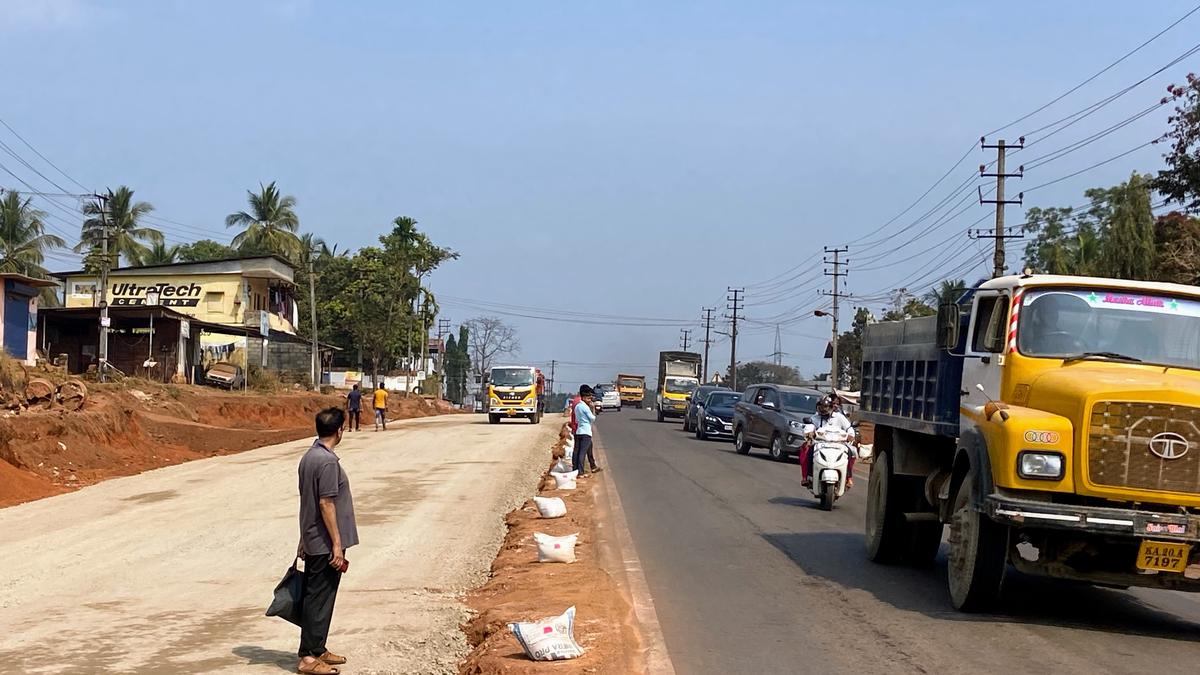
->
xmin=599 ymin=408 xmax=1200 ymax=675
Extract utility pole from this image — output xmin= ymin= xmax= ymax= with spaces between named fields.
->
xmin=436 ymin=317 xmax=451 ymax=398
xmin=820 ymin=247 xmax=849 ymax=389
xmin=679 ymin=328 xmax=692 ymax=351
xmin=549 ymin=359 xmax=557 ymax=394
xmin=308 ymin=254 xmax=319 ymax=390
xmin=974 ymin=137 xmax=1025 ymax=277
xmin=94 ymin=193 xmax=111 ymax=383
xmin=726 ymin=288 xmax=744 ymax=390
xmin=700 ymin=307 xmax=715 ymax=382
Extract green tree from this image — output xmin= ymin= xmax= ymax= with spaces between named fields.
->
xmin=78 ymin=186 xmax=162 ymax=266
xmin=732 ymin=361 xmax=802 ymax=387
xmin=176 ymin=239 xmax=238 ymax=262
xmin=924 ymin=279 xmax=968 ymax=308
xmin=139 ymin=241 xmax=179 ymax=266
xmin=1154 ymin=211 xmax=1200 ymax=285
xmin=1098 ymin=172 xmax=1156 ymax=280
xmin=0 ymin=191 xmax=66 ymax=278
xmin=225 ymin=181 xmax=302 ymax=259
xmin=834 ymin=307 xmax=873 ymax=390
xmin=1154 ymin=73 xmax=1200 ymax=211
xmin=1021 ymin=206 xmax=1102 ymax=275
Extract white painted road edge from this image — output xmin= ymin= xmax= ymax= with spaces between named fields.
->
xmin=593 ymin=436 xmax=677 ymax=675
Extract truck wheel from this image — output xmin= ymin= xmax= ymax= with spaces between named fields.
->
xmin=769 ymin=434 xmax=785 ymax=461
xmin=734 ymin=429 xmax=751 ymax=455
xmin=488 ymin=414 xmax=500 ymax=425
xmin=947 ymin=471 xmax=1007 ymax=612
xmin=656 ymin=408 xmax=664 ymax=423
xmin=865 ymin=451 xmax=907 ymax=564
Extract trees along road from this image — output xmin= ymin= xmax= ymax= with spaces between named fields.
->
xmin=598 ymin=408 xmax=1200 ymax=675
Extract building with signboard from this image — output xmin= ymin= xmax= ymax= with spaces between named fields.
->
xmin=45 ymin=256 xmax=328 ymax=381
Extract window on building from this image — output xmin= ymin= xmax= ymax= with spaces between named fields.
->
xmin=205 ymin=292 xmax=224 ymax=313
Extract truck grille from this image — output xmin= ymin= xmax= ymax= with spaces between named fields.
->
xmin=1087 ymin=401 xmax=1200 ymax=495
xmin=496 ymin=389 xmax=531 ymax=401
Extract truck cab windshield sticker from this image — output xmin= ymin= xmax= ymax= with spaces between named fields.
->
xmin=1024 ymin=289 xmax=1199 ymax=318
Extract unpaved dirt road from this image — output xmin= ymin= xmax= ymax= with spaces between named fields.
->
xmin=0 ymin=414 xmax=557 ymax=675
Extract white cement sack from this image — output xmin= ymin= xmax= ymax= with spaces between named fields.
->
xmin=533 ymin=496 xmax=567 ymax=518
xmin=551 ymin=470 xmax=578 ymax=490
xmin=508 ymin=606 xmax=585 ymax=661
xmin=553 ymin=457 xmax=571 ymax=473
xmin=534 ymin=532 xmax=578 ymax=563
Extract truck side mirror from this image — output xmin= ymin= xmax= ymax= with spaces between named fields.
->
xmin=937 ymin=302 xmax=960 ymax=350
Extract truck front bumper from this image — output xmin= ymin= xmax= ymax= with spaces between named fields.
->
xmin=986 ymin=494 xmax=1200 ymax=543
xmin=491 ymin=406 xmax=538 ymax=416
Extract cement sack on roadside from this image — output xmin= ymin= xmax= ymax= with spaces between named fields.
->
xmin=534 ymin=532 xmax=578 ymax=563
xmin=533 ymin=496 xmax=567 ymax=518
xmin=509 ymin=606 xmax=585 ymax=661
xmin=551 ymin=470 xmax=578 ymax=490
xmin=553 ymin=457 xmax=571 ymax=473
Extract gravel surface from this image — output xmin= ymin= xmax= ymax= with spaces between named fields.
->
xmin=0 ymin=413 xmax=557 ymax=675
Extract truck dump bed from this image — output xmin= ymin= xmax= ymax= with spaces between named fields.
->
xmin=859 ymin=315 xmax=962 ymax=438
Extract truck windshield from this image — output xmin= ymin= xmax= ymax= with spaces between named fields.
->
xmin=619 ymin=378 xmax=642 ymax=388
xmin=665 ymin=377 xmax=698 ymax=394
xmin=1018 ymin=288 xmax=1200 ymax=369
xmin=782 ymin=392 xmax=820 ymax=413
xmin=490 ymin=368 xmax=535 ymax=387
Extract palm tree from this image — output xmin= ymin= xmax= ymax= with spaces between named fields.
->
xmin=225 ymin=182 xmax=302 ymax=260
xmin=139 ymin=241 xmax=179 ymax=266
xmin=925 ymin=279 xmax=968 ymax=308
xmin=0 ymin=191 xmax=66 ymax=277
xmin=77 ymin=186 xmax=162 ymax=266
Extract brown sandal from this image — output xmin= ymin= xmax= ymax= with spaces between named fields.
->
xmin=297 ymin=659 xmax=339 ymax=674
xmin=319 ymin=651 xmax=347 ymax=666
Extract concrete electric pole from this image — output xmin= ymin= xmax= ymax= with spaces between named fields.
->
xmin=974 ymin=137 xmax=1025 ymax=278
xmin=700 ymin=307 xmax=715 ymax=382
xmin=820 ymin=247 xmax=849 ymax=389
xmin=726 ymin=288 xmax=744 ymax=391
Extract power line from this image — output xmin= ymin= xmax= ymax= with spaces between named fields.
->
xmin=0 ymin=115 xmax=90 ymax=191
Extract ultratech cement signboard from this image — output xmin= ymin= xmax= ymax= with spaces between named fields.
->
xmin=109 ymin=282 xmax=203 ymax=307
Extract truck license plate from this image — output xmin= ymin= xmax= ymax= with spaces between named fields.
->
xmin=1136 ymin=540 xmax=1190 ymax=573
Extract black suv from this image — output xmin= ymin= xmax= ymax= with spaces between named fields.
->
xmin=731 ymin=384 xmax=822 ymax=461
xmin=682 ymin=384 xmax=730 ymax=433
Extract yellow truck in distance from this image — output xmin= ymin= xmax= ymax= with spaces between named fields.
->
xmin=617 ymin=373 xmax=646 ymax=406
xmin=860 ymin=274 xmax=1200 ymax=611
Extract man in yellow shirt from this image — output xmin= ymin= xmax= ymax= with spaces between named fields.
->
xmin=373 ymin=386 xmax=389 ymax=431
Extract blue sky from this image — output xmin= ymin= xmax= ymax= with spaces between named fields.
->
xmin=2 ymin=0 xmax=1196 ymax=390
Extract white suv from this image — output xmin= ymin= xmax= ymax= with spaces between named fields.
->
xmin=595 ymin=384 xmax=622 ymax=411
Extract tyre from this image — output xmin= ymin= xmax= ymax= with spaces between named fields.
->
xmin=656 ymin=408 xmax=664 ymax=423
xmin=734 ymin=428 xmax=751 ymax=455
xmin=695 ymin=423 xmax=706 ymax=441
xmin=488 ymin=414 xmax=500 ymax=425
xmin=864 ymin=451 xmax=907 ymax=564
xmin=682 ymin=415 xmax=692 ymax=432
xmin=947 ymin=471 xmax=1008 ymax=612
xmin=820 ymin=485 xmax=835 ymax=511
xmin=768 ymin=434 xmax=785 ymax=461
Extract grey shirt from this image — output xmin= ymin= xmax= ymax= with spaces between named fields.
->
xmin=298 ymin=440 xmax=359 ymax=556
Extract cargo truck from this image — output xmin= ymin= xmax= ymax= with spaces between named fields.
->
xmin=656 ymin=351 xmax=701 ymax=422
xmin=860 ymin=273 xmax=1200 ymax=611
xmin=617 ymin=373 xmax=646 ymax=406
xmin=484 ymin=365 xmax=543 ymax=424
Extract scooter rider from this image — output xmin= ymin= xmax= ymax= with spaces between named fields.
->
xmin=801 ymin=394 xmax=857 ymax=488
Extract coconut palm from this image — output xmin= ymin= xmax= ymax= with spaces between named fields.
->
xmin=77 ymin=186 xmax=162 ymax=266
xmin=0 ymin=191 xmax=66 ymax=277
xmin=225 ymin=182 xmax=302 ymax=259
xmin=924 ymin=279 xmax=968 ymax=308
xmin=139 ymin=241 xmax=179 ymax=266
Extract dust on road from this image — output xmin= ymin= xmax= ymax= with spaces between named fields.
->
xmin=0 ymin=414 xmax=557 ymax=675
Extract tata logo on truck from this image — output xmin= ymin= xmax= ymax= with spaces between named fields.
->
xmin=1149 ymin=432 xmax=1190 ymax=460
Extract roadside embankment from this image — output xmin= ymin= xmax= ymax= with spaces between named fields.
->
xmin=460 ymin=422 xmax=645 ymax=674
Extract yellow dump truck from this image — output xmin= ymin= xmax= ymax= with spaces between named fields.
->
xmin=484 ymin=365 xmax=542 ymax=424
xmin=617 ymin=373 xmax=646 ymax=406
xmin=861 ymin=274 xmax=1200 ymax=610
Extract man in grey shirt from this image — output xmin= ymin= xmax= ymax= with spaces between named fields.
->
xmin=295 ymin=407 xmax=359 ymax=675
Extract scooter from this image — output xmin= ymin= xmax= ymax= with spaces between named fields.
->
xmin=804 ymin=423 xmax=854 ymax=511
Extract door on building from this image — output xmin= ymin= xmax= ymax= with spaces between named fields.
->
xmin=4 ymin=291 xmax=29 ymax=360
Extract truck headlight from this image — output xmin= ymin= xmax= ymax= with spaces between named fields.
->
xmin=1018 ymin=451 xmax=1064 ymax=480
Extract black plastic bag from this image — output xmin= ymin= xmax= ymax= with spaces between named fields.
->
xmin=266 ymin=559 xmax=304 ymax=626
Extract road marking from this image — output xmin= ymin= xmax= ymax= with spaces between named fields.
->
xmin=592 ymin=435 xmax=678 ymax=675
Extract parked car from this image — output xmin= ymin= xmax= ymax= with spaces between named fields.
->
xmin=204 ymin=362 xmax=244 ymax=390
xmin=695 ymin=390 xmax=742 ymax=440
xmin=682 ymin=384 xmax=730 ymax=432
xmin=731 ymin=384 xmax=822 ymax=461
xmin=594 ymin=383 xmax=622 ymax=411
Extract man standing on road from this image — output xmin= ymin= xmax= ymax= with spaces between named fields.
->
xmin=296 ymin=407 xmax=359 ymax=675
xmin=571 ymin=385 xmax=600 ymax=476
xmin=373 ymin=384 xmax=389 ymax=431
xmin=344 ymin=384 xmax=362 ymax=432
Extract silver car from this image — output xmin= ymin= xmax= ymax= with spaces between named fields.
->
xmin=594 ymin=384 xmax=622 ymax=411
